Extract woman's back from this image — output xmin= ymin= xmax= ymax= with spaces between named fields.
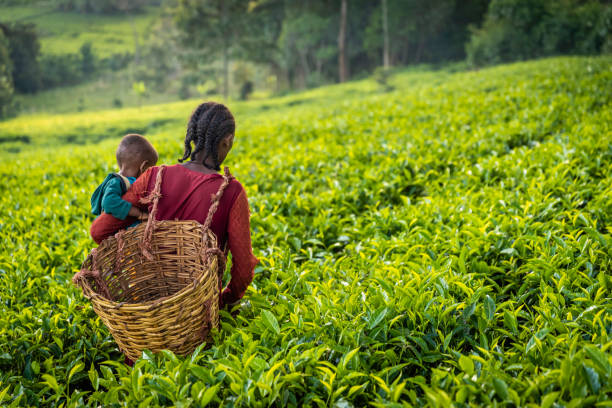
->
xmin=147 ymin=164 xmax=244 ymax=248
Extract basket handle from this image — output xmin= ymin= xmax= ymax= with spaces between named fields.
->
xmin=199 ymin=167 xmax=233 ymax=277
xmin=138 ymin=165 xmax=166 ymax=260
xmin=72 ymin=248 xmax=113 ymax=300
xmin=201 ymin=166 xmax=234 ymax=247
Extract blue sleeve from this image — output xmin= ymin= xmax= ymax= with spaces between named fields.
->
xmin=101 ymin=178 xmax=132 ymax=220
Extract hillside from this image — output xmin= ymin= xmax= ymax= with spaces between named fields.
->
xmin=0 ymin=5 xmax=160 ymax=57
xmin=0 ymin=56 xmax=611 ymax=406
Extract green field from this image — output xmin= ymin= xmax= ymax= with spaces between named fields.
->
xmin=0 ymin=56 xmax=611 ymax=406
xmin=0 ymin=5 xmax=159 ymax=57
xmin=13 ymin=69 xmax=188 ymax=116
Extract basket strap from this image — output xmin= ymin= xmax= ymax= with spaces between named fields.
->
xmin=113 ymin=230 xmax=130 ymax=292
xmin=139 ymin=165 xmax=166 ymax=260
xmin=202 ymin=166 xmax=234 ymax=247
xmin=199 ymin=167 xmax=233 ymax=275
xmin=114 ymin=229 xmax=125 ymax=273
xmin=72 ymin=248 xmax=113 ymax=300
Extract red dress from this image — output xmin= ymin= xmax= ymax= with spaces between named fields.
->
xmin=90 ymin=164 xmax=258 ymax=307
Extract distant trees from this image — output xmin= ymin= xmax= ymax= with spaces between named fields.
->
xmin=175 ymin=0 xmax=251 ymax=99
xmin=467 ymin=0 xmax=612 ymax=66
xmin=338 ymin=0 xmax=348 ymax=82
xmin=1 ymin=0 xmax=610 ymax=116
xmin=0 ymin=22 xmax=107 ymax=117
xmin=170 ymin=0 xmax=490 ymax=90
xmin=0 ymin=30 xmax=14 ymax=118
xmin=56 ymin=0 xmax=154 ymax=14
xmin=0 ymin=23 xmax=42 ymax=94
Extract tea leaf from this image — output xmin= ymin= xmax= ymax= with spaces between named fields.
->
xmin=261 ymin=310 xmax=280 ymax=335
xmin=458 ymin=355 xmax=474 ymax=375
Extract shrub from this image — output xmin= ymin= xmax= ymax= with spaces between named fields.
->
xmin=101 ymin=52 xmax=132 ymax=72
xmin=39 ymin=54 xmax=83 ymax=89
xmin=0 ymin=22 xmax=42 ymax=93
xmin=239 ymin=81 xmax=254 ymax=100
xmin=0 ymin=30 xmax=14 ymax=118
xmin=80 ymin=42 xmax=96 ymax=76
xmin=467 ymin=0 xmax=612 ymax=66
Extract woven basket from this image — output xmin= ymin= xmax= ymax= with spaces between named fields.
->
xmin=73 ymin=165 xmax=232 ymax=361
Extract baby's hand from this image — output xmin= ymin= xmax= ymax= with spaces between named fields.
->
xmin=137 ymin=209 xmax=149 ymax=221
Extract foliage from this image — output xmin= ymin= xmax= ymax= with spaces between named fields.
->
xmin=39 ymin=53 xmax=83 ymax=89
xmin=0 ymin=5 xmax=160 ymax=58
xmin=79 ymin=42 xmax=96 ymax=76
xmin=56 ymin=0 xmax=155 ymax=14
xmin=0 ymin=22 xmax=42 ymax=94
xmin=0 ymin=56 xmax=611 ymax=406
xmin=0 ymin=29 xmax=14 ymax=118
xmin=134 ymin=16 xmax=181 ymax=92
xmin=174 ymin=0 xmax=490 ymax=90
xmin=39 ymin=44 xmax=98 ymax=90
xmin=467 ymin=0 xmax=612 ymax=66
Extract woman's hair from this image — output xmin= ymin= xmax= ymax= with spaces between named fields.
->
xmin=179 ymin=102 xmax=235 ymax=171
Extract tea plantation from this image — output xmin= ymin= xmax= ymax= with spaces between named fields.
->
xmin=0 ymin=56 xmax=610 ymax=407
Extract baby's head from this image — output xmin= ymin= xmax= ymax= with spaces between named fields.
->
xmin=116 ymin=134 xmax=158 ymax=178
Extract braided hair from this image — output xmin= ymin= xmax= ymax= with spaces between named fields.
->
xmin=179 ymin=102 xmax=236 ymax=171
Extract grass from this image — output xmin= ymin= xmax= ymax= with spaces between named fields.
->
xmin=0 ymin=56 xmax=611 ymax=406
xmin=0 ymin=64 xmax=453 ymax=153
xmin=0 ymin=5 xmax=160 ymax=58
xmin=13 ymin=68 xmax=187 ymax=116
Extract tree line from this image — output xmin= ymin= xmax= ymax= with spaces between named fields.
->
xmin=0 ymin=0 xmax=610 ymax=117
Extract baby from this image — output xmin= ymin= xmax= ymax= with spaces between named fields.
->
xmin=91 ymin=134 xmax=158 ymax=223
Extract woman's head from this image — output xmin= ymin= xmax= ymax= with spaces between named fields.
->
xmin=179 ymin=102 xmax=235 ymax=171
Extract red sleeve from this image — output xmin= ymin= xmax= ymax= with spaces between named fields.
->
xmin=220 ymin=188 xmax=259 ymax=308
xmin=90 ymin=167 xmax=154 ymax=244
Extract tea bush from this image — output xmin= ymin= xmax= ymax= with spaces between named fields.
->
xmin=0 ymin=56 xmax=610 ymax=407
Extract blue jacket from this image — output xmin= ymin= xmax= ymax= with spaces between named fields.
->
xmin=91 ymin=174 xmax=136 ymax=220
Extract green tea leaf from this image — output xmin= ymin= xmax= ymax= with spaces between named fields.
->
xmin=42 ymin=374 xmax=60 ymax=393
xmin=68 ymin=362 xmax=84 ymax=383
xmin=262 ymin=310 xmax=280 ymax=334
xmin=582 ymin=364 xmax=601 ymax=394
xmin=88 ymin=365 xmax=99 ymax=391
xmin=541 ymin=392 xmax=559 ymax=408
xmin=503 ymin=311 xmax=518 ymax=335
xmin=369 ymin=307 xmax=388 ymax=330
xmin=458 ymin=355 xmax=474 ymax=375
xmin=492 ymin=377 xmax=509 ymax=400
xmin=584 ymin=346 xmax=611 ymax=375
xmin=484 ymin=295 xmax=495 ymax=321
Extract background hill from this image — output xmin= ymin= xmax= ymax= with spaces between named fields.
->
xmin=0 ymin=0 xmax=610 ymax=117
xmin=0 ymin=4 xmax=159 ymax=57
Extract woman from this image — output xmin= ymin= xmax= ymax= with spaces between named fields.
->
xmin=90 ymin=102 xmax=258 ymax=308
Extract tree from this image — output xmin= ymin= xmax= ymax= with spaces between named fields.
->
xmin=364 ymin=0 xmax=487 ymax=66
xmin=135 ymin=16 xmax=181 ymax=91
xmin=0 ymin=30 xmax=14 ymax=118
xmin=382 ymin=0 xmax=389 ymax=68
xmin=80 ymin=42 xmax=96 ymax=76
xmin=239 ymin=0 xmax=286 ymax=90
xmin=175 ymin=0 xmax=250 ymax=99
xmin=338 ymin=0 xmax=348 ymax=82
xmin=466 ymin=0 xmax=611 ymax=66
xmin=57 ymin=0 xmax=150 ymax=14
xmin=0 ymin=23 xmax=42 ymax=94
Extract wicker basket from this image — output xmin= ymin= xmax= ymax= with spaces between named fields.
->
xmin=73 ymin=165 xmax=232 ymax=361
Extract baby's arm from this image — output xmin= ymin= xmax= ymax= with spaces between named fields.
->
xmin=91 ymin=168 xmax=154 ymax=243
xmin=127 ymin=205 xmax=148 ymax=220
xmin=101 ymin=178 xmax=143 ymax=220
